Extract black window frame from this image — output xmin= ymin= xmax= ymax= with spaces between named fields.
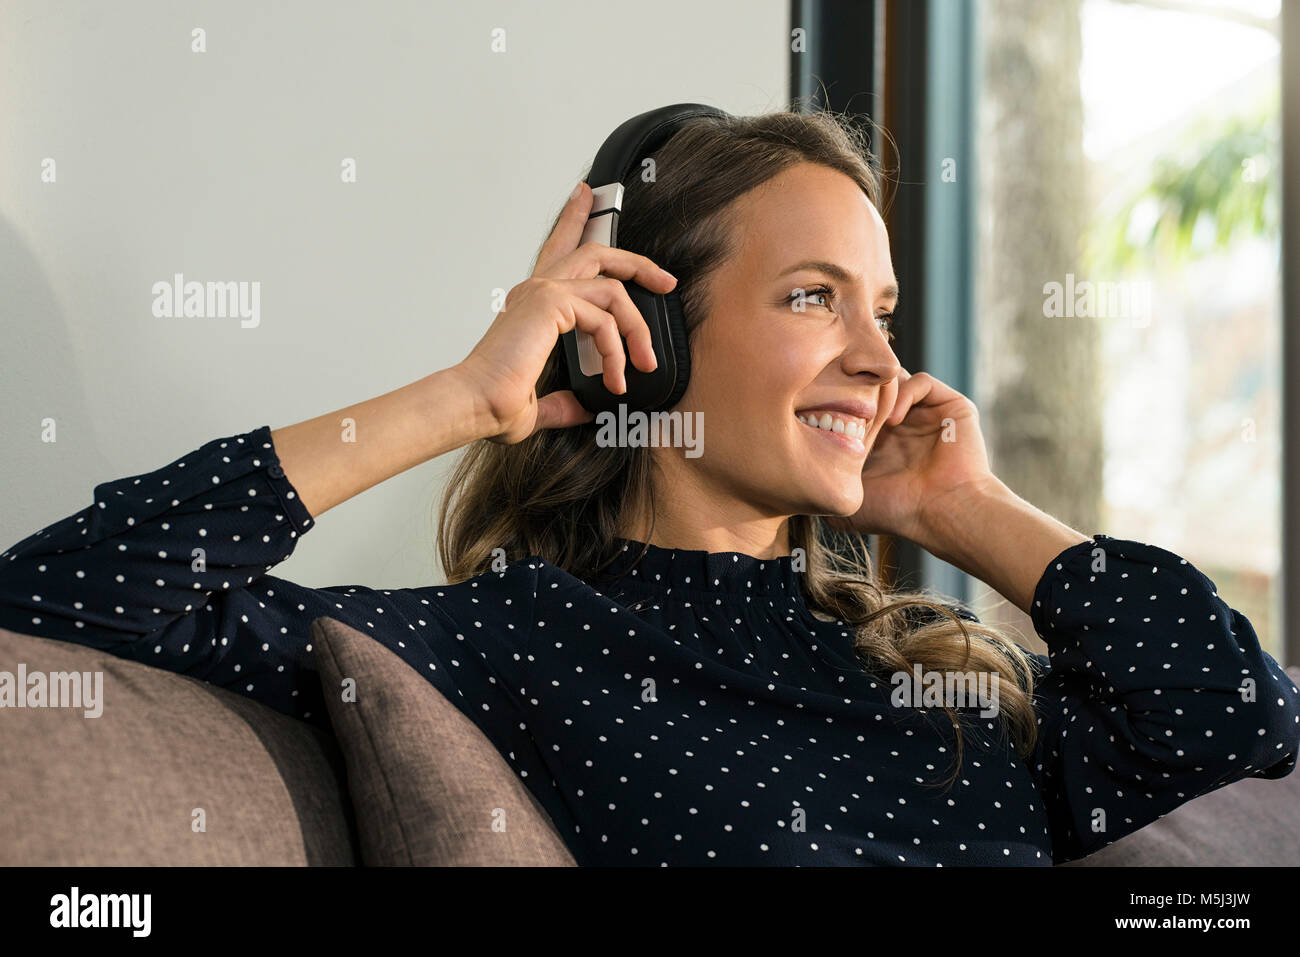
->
xmin=791 ymin=0 xmax=976 ymax=607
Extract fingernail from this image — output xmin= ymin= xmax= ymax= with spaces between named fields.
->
xmin=571 ymin=181 xmax=585 ymax=200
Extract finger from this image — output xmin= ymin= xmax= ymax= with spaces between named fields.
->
xmin=559 ymin=244 xmax=678 ymax=295
xmin=533 ymin=182 xmax=594 ymax=277
xmin=535 ymin=389 xmax=596 ymax=431
xmin=887 ymin=372 xmax=932 ymax=425
xmin=567 ymin=277 xmax=658 ymax=377
xmin=887 ymin=372 xmax=966 ymax=425
xmin=566 ymin=294 xmax=629 ymax=394
xmin=883 ymin=368 xmax=911 ymax=424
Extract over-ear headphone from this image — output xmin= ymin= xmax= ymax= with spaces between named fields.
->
xmin=559 ymin=103 xmax=732 ymax=415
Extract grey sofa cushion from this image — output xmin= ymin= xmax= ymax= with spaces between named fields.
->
xmin=1062 ymin=664 xmax=1300 ymax=866
xmin=0 ymin=626 xmax=357 ymax=865
xmin=311 ymin=616 xmax=577 ymax=866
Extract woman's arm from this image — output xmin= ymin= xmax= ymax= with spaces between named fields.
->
xmin=0 ymin=360 xmax=506 ymax=651
xmin=270 ymin=364 xmax=497 ymax=520
xmin=912 ymin=482 xmax=1299 ymax=860
xmin=912 ymin=475 xmax=1090 ymax=615
xmin=0 ymin=180 xmax=675 ymax=720
xmin=1023 ymin=534 xmax=1299 ymax=861
xmin=0 ymin=418 xmax=540 ymax=730
xmin=0 ymin=366 xmax=500 ymax=725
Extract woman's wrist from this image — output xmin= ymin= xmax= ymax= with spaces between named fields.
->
xmin=429 ymin=362 xmax=509 ymax=445
xmin=444 ymin=359 xmax=508 ymax=442
xmin=913 ymin=476 xmax=1091 ymax=616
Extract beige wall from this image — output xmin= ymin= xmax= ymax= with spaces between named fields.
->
xmin=0 ymin=0 xmax=788 ymax=587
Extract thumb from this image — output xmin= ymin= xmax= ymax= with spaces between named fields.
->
xmin=535 ymin=390 xmax=596 ymax=431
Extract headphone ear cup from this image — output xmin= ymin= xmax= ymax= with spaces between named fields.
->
xmin=653 ymin=289 xmax=691 ymax=411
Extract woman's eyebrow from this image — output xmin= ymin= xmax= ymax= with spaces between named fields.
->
xmin=778 ymin=259 xmax=855 ymax=282
xmin=778 ymin=259 xmax=900 ymax=304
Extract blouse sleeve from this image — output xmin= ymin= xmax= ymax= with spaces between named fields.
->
xmin=0 ymin=425 xmax=540 ymax=742
xmin=1025 ymin=533 xmax=1300 ymax=863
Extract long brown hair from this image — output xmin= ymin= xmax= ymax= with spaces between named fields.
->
xmin=437 ymin=106 xmax=1039 ymax=788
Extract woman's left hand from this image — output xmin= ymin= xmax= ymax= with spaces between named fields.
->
xmin=826 ymin=369 xmax=998 ymax=542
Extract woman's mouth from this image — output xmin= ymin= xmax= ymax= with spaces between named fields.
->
xmin=795 ymin=409 xmax=870 ymax=451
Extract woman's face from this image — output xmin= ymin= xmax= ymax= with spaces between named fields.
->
xmin=675 ymin=162 xmax=903 ymax=526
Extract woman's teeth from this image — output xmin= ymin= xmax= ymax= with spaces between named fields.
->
xmin=796 ymin=411 xmax=868 ymax=439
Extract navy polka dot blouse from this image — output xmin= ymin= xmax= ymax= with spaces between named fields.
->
xmin=2 ymin=424 xmax=1297 ymax=866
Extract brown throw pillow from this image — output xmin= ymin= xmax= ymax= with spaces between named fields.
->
xmin=0 ymin=626 xmax=356 ymax=865
xmin=310 ymin=616 xmax=576 ymax=866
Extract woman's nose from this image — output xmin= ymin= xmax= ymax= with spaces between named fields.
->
xmin=843 ymin=320 xmax=901 ymax=383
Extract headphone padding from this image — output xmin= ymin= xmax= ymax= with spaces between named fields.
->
xmin=655 ymin=289 xmax=691 ymax=411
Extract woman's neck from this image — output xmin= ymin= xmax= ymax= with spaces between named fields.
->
xmin=615 ymin=449 xmax=798 ymax=559
xmin=616 ymin=510 xmax=794 ymax=560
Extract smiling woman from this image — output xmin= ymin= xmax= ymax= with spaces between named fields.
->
xmin=442 ymin=108 xmax=1042 ymax=781
xmin=432 ymin=107 xmax=1296 ymax=863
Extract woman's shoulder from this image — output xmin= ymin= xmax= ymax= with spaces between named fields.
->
xmin=414 ymin=551 xmax=607 ymax=611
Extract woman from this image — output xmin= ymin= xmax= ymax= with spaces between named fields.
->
xmin=2 ymin=109 xmax=1296 ymax=867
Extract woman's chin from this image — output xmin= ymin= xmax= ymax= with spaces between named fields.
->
xmin=796 ymin=488 xmax=864 ymax=519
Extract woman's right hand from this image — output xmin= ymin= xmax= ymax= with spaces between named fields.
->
xmin=455 ymin=181 xmax=678 ymax=445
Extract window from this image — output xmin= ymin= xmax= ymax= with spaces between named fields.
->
xmin=794 ymin=0 xmax=1290 ymax=662
xmin=972 ymin=0 xmax=1284 ymax=658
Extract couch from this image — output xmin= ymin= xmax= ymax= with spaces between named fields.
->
xmin=2 ymin=620 xmax=1296 ymax=866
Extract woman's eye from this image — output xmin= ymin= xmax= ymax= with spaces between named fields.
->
xmin=786 ymin=285 xmax=835 ymax=309
xmin=877 ymin=313 xmax=896 ymax=341
xmin=784 ymin=286 xmax=896 ymax=340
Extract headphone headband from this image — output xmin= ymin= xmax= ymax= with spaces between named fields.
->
xmin=587 ymin=103 xmax=731 ymax=188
